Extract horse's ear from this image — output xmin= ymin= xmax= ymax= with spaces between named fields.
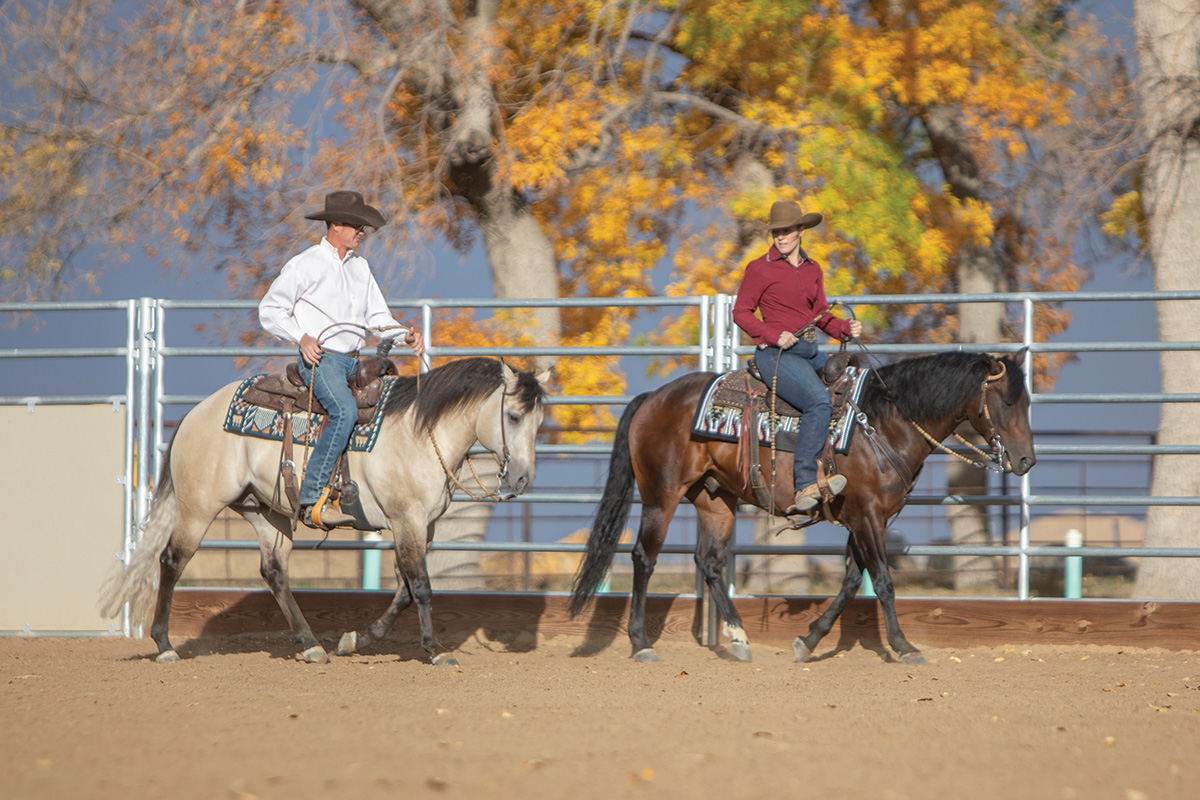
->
xmin=1014 ymin=347 xmax=1028 ymax=368
xmin=985 ymin=356 xmax=1007 ymax=383
xmin=500 ymin=360 xmax=520 ymax=391
xmin=535 ymin=367 xmax=553 ymax=389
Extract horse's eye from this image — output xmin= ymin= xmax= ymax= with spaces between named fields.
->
xmin=507 ymin=411 xmax=520 ymax=424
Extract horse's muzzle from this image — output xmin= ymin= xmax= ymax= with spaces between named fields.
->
xmin=1010 ymin=453 xmax=1036 ymax=476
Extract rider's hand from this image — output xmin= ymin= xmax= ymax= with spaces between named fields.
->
xmin=776 ymin=331 xmax=798 ymax=350
xmin=847 ymin=320 xmax=863 ymax=339
xmin=299 ymin=333 xmax=323 ymax=366
xmin=406 ymin=329 xmax=426 ymax=358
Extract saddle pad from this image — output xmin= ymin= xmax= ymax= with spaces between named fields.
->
xmin=222 ymin=375 xmax=397 ymax=452
xmin=690 ymin=372 xmax=800 ymax=453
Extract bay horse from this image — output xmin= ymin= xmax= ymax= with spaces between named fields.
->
xmin=570 ymin=351 xmax=1035 ymax=664
xmin=101 ymin=357 xmax=549 ymax=665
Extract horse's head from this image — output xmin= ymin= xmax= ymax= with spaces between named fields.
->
xmin=968 ymin=350 xmax=1036 ymax=476
xmin=476 ymin=362 xmax=551 ymax=496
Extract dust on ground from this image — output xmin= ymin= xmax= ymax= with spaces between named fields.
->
xmin=3 ymin=632 xmax=1196 ymax=800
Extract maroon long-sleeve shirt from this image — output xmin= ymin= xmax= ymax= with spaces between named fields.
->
xmin=732 ymin=246 xmax=851 ymax=347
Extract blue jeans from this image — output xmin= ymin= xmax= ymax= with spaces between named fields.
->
xmin=754 ymin=342 xmax=831 ymax=491
xmin=297 ymin=352 xmax=358 ymax=506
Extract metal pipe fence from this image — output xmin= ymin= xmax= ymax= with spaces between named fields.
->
xmin=4 ymin=291 xmax=1199 ymax=624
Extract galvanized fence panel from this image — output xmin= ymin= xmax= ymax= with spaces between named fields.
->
xmin=5 ymin=291 xmax=1200 ymax=635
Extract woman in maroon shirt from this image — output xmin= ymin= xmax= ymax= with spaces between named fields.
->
xmin=732 ymin=200 xmax=862 ymax=512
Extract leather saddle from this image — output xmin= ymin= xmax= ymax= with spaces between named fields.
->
xmin=729 ymin=350 xmax=865 ymax=515
xmin=238 ymin=354 xmax=397 ymax=424
xmin=729 ymin=350 xmax=862 ymax=419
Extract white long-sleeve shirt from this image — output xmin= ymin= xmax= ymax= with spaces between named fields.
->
xmin=258 ymin=238 xmax=408 ymax=355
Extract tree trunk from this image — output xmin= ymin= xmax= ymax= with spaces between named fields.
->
xmin=1133 ymin=1 xmax=1200 ymax=599
xmin=924 ymin=106 xmax=1005 ymax=591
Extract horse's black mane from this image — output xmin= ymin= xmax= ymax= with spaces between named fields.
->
xmin=383 ymin=357 xmax=545 ymax=433
xmin=857 ymin=352 xmax=1025 ymax=424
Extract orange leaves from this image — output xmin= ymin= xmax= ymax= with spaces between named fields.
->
xmin=508 ymin=92 xmax=605 ymax=193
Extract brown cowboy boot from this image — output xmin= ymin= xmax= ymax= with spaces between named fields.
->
xmin=300 ymin=496 xmax=356 ymax=530
xmin=792 ymin=474 xmax=848 ymax=512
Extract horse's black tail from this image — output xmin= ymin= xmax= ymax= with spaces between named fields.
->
xmin=568 ymin=391 xmax=651 ymax=619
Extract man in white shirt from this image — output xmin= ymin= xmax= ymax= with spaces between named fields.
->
xmin=259 ymin=190 xmax=425 ymax=529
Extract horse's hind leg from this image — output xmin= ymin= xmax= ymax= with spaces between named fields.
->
xmin=148 ymin=513 xmax=212 ymax=663
xmin=628 ymin=487 xmax=689 ymax=663
xmin=241 ymin=508 xmax=326 ymax=663
xmin=336 ymin=557 xmax=414 ymax=656
xmin=691 ymin=491 xmax=751 ymax=662
xmin=794 ymin=542 xmax=864 ymax=663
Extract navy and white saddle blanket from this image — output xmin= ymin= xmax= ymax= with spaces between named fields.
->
xmin=690 ymin=367 xmax=870 ymax=454
xmin=222 ymin=375 xmax=397 ymax=453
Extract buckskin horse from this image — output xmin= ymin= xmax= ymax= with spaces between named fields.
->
xmin=102 ymin=356 xmax=549 ymax=665
xmin=570 ymin=351 xmax=1035 ymax=664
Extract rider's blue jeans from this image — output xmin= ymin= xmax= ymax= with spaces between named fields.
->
xmin=754 ymin=342 xmax=831 ymax=491
xmin=298 ymin=352 xmax=358 ymax=507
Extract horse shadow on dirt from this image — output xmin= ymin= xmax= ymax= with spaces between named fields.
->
xmin=160 ymin=588 xmax=550 ymax=662
xmin=569 ymin=594 xmax=900 ymax=663
xmin=569 ymin=593 xmax=751 ymax=661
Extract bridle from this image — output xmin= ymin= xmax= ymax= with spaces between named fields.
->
xmin=907 ymin=361 xmax=1011 ymax=473
xmin=427 ymin=371 xmax=516 ymax=502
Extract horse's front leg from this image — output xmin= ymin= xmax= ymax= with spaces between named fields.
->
xmin=393 ymin=523 xmax=458 ymax=666
xmin=850 ymin=508 xmax=924 ymax=663
xmin=336 ymin=557 xmax=414 ymax=656
xmin=245 ymin=511 xmax=326 ymax=663
xmin=794 ymin=542 xmax=863 ymax=662
xmin=864 ymin=547 xmax=925 ymax=665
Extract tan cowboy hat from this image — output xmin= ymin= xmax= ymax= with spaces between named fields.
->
xmin=305 ymin=190 xmax=386 ymax=229
xmin=767 ymin=199 xmax=822 ymax=232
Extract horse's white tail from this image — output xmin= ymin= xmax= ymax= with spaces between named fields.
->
xmin=98 ymin=465 xmax=176 ymax=628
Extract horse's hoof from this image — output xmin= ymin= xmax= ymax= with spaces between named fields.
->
xmin=155 ymin=650 xmax=180 ymax=664
xmin=336 ymin=631 xmax=358 ymax=656
xmin=792 ymin=638 xmax=814 ymax=663
xmin=297 ymin=645 xmax=329 ymax=664
xmin=632 ymin=648 xmax=660 ymax=663
xmin=431 ymin=652 xmax=460 ymax=667
xmin=899 ymin=651 xmax=927 ymax=666
xmin=728 ymin=641 xmax=753 ymax=663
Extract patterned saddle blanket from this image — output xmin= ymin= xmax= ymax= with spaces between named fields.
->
xmin=690 ymin=365 xmax=870 ymax=455
xmin=222 ymin=374 xmax=398 ymax=453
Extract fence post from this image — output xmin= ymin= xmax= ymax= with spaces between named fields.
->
xmin=1064 ymin=528 xmax=1083 ymax=599
xmin=362 ymin=531 xmax=383 ymax=590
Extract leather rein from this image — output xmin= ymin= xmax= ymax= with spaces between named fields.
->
xmin=900 ymin=360 xmax=1011 ymax=473
xmin=425 ymin=365 xmax=515 ymax=502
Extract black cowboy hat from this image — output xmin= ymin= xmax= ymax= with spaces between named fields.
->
xmin=305 ymin=190 xmax=386 ymax=229
xmin=767 ymin=199 xmax=822 ymax=231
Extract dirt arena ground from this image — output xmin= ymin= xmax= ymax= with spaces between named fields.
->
xmin=3 ymin=632 xmax=1197 ymax=800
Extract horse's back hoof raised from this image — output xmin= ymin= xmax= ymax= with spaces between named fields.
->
xmin=155 ymin=650 xmax=181 ymax=664
xmin=632 ymin=648 xmax=660 ymax=663
xmin=792 ymin=638 xmax=814 ymax=663
xmin=297 ymin=645 xmax=329 ymax=664
xmin=336 ymin=631 xmax=358 ymax=656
